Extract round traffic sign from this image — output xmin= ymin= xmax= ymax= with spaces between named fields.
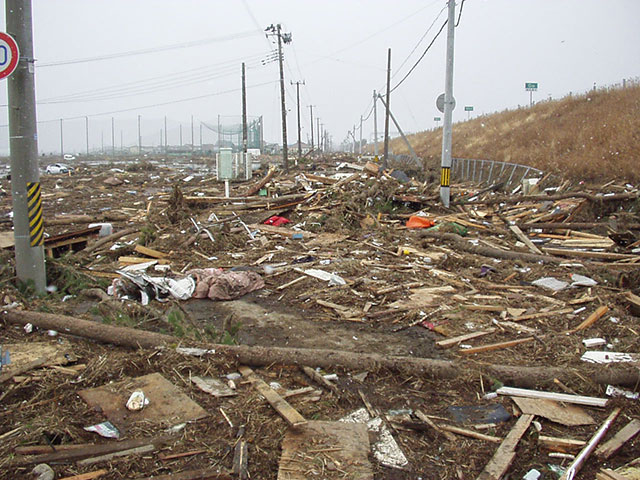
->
xmin=436 ymin=93 xmax=456 ymax=113
xmin=0 ymin=32 xmax=20 ymax=80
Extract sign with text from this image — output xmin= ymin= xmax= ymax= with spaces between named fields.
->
xmin=464 ymin=106 xmax=474 ymax=112
xmin=525 ymin=82 xmax=538 ymax=91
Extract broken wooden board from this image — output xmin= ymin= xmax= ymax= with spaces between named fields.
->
xmin=0 ymin=342 xmax=76 ymax=382
xmin=0 ymin=231 xmax=14 ymax=249
xmin=239 ymin=366 xmax=307 ymax=428
xmin=476 ymin=414 xmax=534 ymax=480
xmin=596 ymin=419 xmax=640 ymax=460
xmin=277 ymin=421 xmax=373 ymax=480
xmin=436 ymin=329 xmax=497 ymax=348
xmin=511 ymin=397 xmax=594 ymax=426
xmin=389 ymin=285 xmax=456 ymax=309
xmin=459 ymin=337 xmax=534 ymax=355
xmin=78 ymin=373 xmax=208 ymax=431
xmin=497 ymin=386 xmax=608 ymax=408
xmin=134 ymin=244 xmax=167 ymax=259
xmin=538 ymin=435 xmax=586 ymax=454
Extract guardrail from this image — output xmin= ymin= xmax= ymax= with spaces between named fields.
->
xmin=451 ymin=158 xmax=544 ymax=188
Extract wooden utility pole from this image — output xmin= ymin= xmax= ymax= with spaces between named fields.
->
xmin=266 ymin=24 xmax=291 ymax=172
xmin=308 ymin=105 xmax=315 ymax=152
xmin=316 ymin=117 xmax=321 ymax=153
xmin=382 ymin=48 xmax=391 ymax=171
xmin=373 ymin=90 xmax=378 ymax=156
xmin=291 ymin=80 xmax=304 ymax=163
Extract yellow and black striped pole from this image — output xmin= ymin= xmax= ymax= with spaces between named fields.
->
xmin=27 ymin=182 xmax=44 ymax=247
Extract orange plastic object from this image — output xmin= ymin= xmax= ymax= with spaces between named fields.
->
xmin=406 ymin=216 xmax=435 ymax=229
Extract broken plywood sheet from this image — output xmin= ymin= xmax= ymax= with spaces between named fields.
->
xmin=1 ymin=342 xmax=76 ymax=373
xmin=79 ymin=372 xmax=208 ymax=431
xmin=512 ymin=397 xmax=594 ymax=426
xmin=389 ymin=285 xmax=456 ymax=309
xmin=0 ymin=231 xmax=14 ymax=249
xmin=278 ymin=421 xmax=373 ymax=480
xmin=341 ymin=407 xmax=408 ymax=469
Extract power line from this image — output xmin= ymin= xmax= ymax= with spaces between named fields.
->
xmin=0 ymin=80 xmax=278 ymax=127
xmin=38 ymin=29 xmax=262 ymax=67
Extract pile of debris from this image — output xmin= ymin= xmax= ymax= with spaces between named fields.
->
xmin=0 ymin=156 xmax=639 ymax=479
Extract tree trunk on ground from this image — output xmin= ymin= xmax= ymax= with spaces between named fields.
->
xmin=3 ymin=310 xmax=639 ymax=388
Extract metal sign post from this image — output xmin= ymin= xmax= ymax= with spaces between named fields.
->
xmin=525 ymin=82 xmax=538 ymax=107
xmin=5 ymin=0 xmax=46 ymax=292
xmin=464 ymin=105 xmax=474 ymax=120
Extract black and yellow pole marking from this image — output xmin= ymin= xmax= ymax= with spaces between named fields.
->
xmin=441 ymin=167 xmax=451 ymax=187
xmin=27 ymin=182 xmax=44 ymax=247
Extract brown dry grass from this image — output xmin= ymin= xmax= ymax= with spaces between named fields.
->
xmin=390 ymin=84 xmax=640 ymax=183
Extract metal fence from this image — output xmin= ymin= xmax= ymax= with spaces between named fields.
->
xmin=451 ymin=158 xmax=544 ymax=188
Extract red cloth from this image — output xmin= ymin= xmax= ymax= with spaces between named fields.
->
xmin=264 ymin=215 xmax=291 ymax=226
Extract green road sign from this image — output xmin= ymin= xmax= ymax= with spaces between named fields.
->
xmin=434 ymin=116 xmax=441 ymax=122
xmin=525 ymin=82 xmax=538 ymax=91
xmin=464 ymin=106 xmax=474 ymax=111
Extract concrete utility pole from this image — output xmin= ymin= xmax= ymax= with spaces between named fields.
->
xmin=111 ymin=117 xmax=115 ymax=155
xmin=179 ymin=124 xmax=183 ymax=147
xmin=242 ymin=62 xmax=248 ymax=154
xmin=7 ymin=0 xmax=46 ymax=292
xmin=316 ymin=117 xmax=321 ymax=153
xmin=308 ymin=105 xmax=314 ymax=151
xmin=359 ymin=115 xmax=363 ymax=154
xmin=59 ymin=118 xmax=64 ymax=156
xmin=191 ymin=115 xmax=194 ymax=152
xmin=373 ymin=90 xmax=378 ymax=156
xmin=377 ymin=94 xmax=419 ymax=160
xmin=440 ymin=0 xmax=457 ymax=207
xmin=85 ymin=116 xmax=89 ymax=155
xmin=291 ymin=80 xmax=304 ymax=163
xmin=199 ymin=122 xmax=203 ymax=151
xmin=266 ymin=24 xmax=291 ymax=172
xmin=137 ymin=114 xmax=142 ymax=154
xmin=382 ymin=48 xmax=391 ymax=171
xmin=164 ymin=116 xmax=168 ymax=153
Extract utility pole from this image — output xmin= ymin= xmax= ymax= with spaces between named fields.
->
xmin=199 ymin=122 xmax=203 ymax=151
xmin=266 ymin=24 xmax=291 ymax=172
xmin=111 ymin=117 xmax=115 ymax=155
xmin=440 ymin=0 xmax=456 ymax=208
xmin=7 ymin=0 xmax=46 ymax=292
xmin=164 ymin=115 xmax=168 ymax=153
xmin=382 ymin=48 xmax=391 ymax=171
xmin=59 ymin=118 xmax=64 ymax=156
xmin=137 ymin=114 xmax=142 ymax=154
xmin=373 ymin=90 xmax=379 ymax=156
xmin=291 ymin=80 xmax=304 ymax=163
xmin=352 ymin=125 xmax=356 ymax=153
xmin=316 ymin=117 xmax=321 ymax=153
xmin=308 ymin=105 xmax=314 ymax=151
xmin=85 ymin=116 xmax=89 ymax=156
xmin=101 ymin=131 xmax=104 ymax=154
xmin=179 ymin=124 xmax=183 ymax=147
xmin=320 ymin=123 xmax=324 ymax=152
xmin=242 ymin=62 xmax=248 ymax=154
xmin=160 ymin=128 xmax=163 ymax=149
xmin=359 ymin=115 xmax=363 ymax=154
xmin=191 ymin=115 xmax=194 ymax=152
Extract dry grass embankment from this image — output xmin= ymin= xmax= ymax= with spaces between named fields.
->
xmin=390 ymin=84 xmax=640 ymax=183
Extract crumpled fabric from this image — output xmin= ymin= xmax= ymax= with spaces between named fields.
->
xmin=188 ymin=268 xmax=265 ymax=301
xmin=263 ymin=215 xmax=290 ymax=226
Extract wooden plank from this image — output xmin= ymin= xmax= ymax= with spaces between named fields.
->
xmin=134 ymin=244 xmax=168 ymax=259
xmin=58 ymin=470 xmax=108 ymax=480
xmin=133 ymin=469 xmax=233 ymax=480
xmin=437 ymin=424 xmax=502 ymax=443
xmin=117 ymin=256 xmax=170 ymax=265
xmin=476 ymin=414 xmax=534 ymax=480
xmin=570 ymin=305 xmax=609 ymax=333
xmin=232 ymin=440 xmax=248 ymax=480
xmin=463 ymin=305 xmax=505 ymax=312
xmin=414 ymin=410 xmax=457 ymax=442
xmin=159 ymin=449 xmax=207 ymax=461
xmin=509 ymin=225 xmax=543 ymax=254
xmin=511 ymin=308 xmax=573 ymax=322
xmin=497 ymin=386 xmax=608 ymax=408
xmin=596 ymin=469 xmax=629 ymax=480
xmin=77 ymin=444 xmax=156 ymax=466
xmin=436 ymin=329 xmax=496 ymax=348
xmin=14 ymin=444 xmax=96 ymax=455
xmin=301 ymin=366 xmax=340 ymax=395
xmin=538 ymin=436 xmax=586 ymax=454
xmin=511 ymin=397 xmax=594 ymax=426
xmin=239 ymin=366 xmax=307 ymax=428
xmin=277 ymin=420 xmax=372 ymax=480
xmin=459 ymin=337 xmax=534 ymax=355
xmin=543 ymin=247 xmax=640 ymax=261
xmin=596 ymin=419 xmax=640 ymax=459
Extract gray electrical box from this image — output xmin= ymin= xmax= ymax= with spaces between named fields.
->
xmin=217 ymin=148 xmax=233 ymax=180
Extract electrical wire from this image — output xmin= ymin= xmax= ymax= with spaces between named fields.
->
xmin=38 ymin=29 xmax=262 ymax=67
xmin=0 ymin=80 xmax=278 ymax=127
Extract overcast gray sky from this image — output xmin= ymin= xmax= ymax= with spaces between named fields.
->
xmin=1 ymin=0 xmax=639 ymax=155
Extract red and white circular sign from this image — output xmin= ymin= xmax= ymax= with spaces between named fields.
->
xmin=0 ymin=32 xmax=20 ymax=80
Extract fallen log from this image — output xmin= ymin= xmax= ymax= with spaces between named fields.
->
xmin=3 ymin=310 xmax=640 ymax=388
xmin=245 ymin=165 xmax=276 ymax=197
xmin=519 ymin=222 xmax=640 ymax=231
xmin=81 ymin=226 xmax=139 ymax=255
xmin=456 ymin=191 xmax=639 ymax=206
xmin=419 ymin=231 xmax=566 ymax=264
xmin=46 ymin=213 xmax=129 ymax=226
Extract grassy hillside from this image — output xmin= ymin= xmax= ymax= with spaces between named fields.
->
xmin=389 ymin=83 xmax=640 ymax=183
